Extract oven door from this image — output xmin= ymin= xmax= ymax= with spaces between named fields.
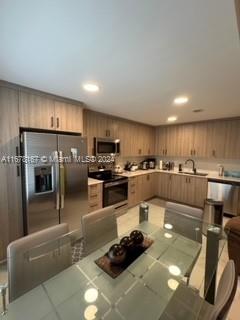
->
xmin=103 ymin=179 xmax=128 ymax=207
xmin=94 ymin=137 xmax=120 ymax=156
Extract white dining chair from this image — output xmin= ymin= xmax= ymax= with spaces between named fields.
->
xmin=7 ymin=223 xmax=71 ymax=302
xmin=81 ymin=206 xmax=118 ymax=256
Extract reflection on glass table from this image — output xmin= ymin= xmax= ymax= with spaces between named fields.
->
xmin=0 ymin=206 xmax=229 ymax=320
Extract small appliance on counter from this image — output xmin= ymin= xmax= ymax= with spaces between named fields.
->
xmin=114 ymin=165 xmax=123 ymax=174
xmin=162 ymin=161 xmax=175 ymax=171
xmin=140 ymin=160 xmax=149 ymax=170
xmin=124 ymin=161 xmax=138 ymax=171
xmin=147 ymin=158 xmax=156 ymax=169
xmin=218 ymin=164 xmax=224 ymax=177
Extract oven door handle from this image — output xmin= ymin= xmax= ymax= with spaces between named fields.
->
xmin=104 ymin=179 xmax=128 ymax=188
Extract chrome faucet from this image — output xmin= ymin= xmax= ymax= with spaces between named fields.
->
xmin=185 ymin=159 xmax=197 ymax=174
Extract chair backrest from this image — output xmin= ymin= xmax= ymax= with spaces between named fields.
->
xmin=164 ymin=202 xmax=203 ymax=243
xmin=7 ymin=223 xmax=71 ymax=302
xmin=81 ymin=206 xmax=118 ymax=256
xmin=212 ymin=260 xmax=237 ymax=320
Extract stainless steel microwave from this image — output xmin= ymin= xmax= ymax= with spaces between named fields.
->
xmin=94 ymin=137 xmax=120 ymax=156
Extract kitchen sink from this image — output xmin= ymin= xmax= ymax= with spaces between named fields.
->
xmin=179 ymin=171 xmax=208 ymax=177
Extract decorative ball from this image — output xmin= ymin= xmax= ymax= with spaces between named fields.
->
xmin=108 ymin=244 xmax=126 ymax=265
xmin=120 ymin=236 xmax=134 ymax=252
xmin=130 ymin=230 xmax=144 ymax=245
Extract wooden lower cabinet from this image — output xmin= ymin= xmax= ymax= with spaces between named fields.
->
xmin=156 ymin=173 xmax=207 ymax=208
xmin=88 ymin=184 xmax=103 ymax=213
xmin=128 ymin=173 xmax=156 ymax=208
xmin=128 ymin=176 xmax=142 ymax=207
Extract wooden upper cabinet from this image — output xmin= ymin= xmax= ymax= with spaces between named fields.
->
xmin=166 ymin=125 xmax=181 ymax=156
xmin=178 ymin=124 xmax=194 ymax=157
xmin=192 ymin=122 xmax=208 ymax=158
xmin=106 ymin=118 xmax=119 ymax=138
xmin=54 ymin=100 xmax=83 ymax=133
xmin=19 ymin=90 xmax=83 ymax=133
xmin=224 ymin=119 xmax=240 ymax=159
xmin=19 ymin=91 xmax=55 ymax=130
xmin=206 ymin=120 xmax=227 ymax=158
xmin=155 ymin=126 xmax=167 ymax=156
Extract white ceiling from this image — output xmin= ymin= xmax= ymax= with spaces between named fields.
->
xmin=0 ymin=0 xmax=240 ymax=125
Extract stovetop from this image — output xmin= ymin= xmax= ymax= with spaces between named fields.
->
xmin=88 ymin=170 xmax=126 ymax=183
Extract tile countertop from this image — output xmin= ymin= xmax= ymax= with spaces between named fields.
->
xmin=88 ymin=177 xmax=103 ymax=185
xmin=119 ymin=169 xmax=240 ymax=184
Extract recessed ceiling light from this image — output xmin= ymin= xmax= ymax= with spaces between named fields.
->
xmin=167 ymin=116 xmax=177 ymax=122
xmin=174 ymin=96 xmax=189 ymax=105
xmin=83 ymin=83 xmax=99 ymax=92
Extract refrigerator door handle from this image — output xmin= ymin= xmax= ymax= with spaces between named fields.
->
xmin=59 ymin=151 xmax=65 ymax=209
xmin=54 ymin=150 xmax=60 ymax=210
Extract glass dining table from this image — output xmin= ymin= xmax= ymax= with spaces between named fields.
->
xmin=0 ymin=209 xmax=228 ymax=320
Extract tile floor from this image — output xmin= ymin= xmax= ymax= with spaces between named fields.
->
xmin=0 ymin=198 xmax=239 ymax=319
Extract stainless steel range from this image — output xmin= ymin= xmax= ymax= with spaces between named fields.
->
xmin=89 ymin=170 xmax=128 ymax=215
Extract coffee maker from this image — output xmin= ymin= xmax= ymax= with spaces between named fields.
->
xmin=147 ymin=158 xmax=156 ymax=169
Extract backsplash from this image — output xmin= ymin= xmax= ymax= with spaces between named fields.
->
xmin=88 ymin=155 xmax=240 ymax=173
xmin=115 ymin=156 xmax=148 ymax=168
xmin=156 ymin=156 xmax=240 ymax=173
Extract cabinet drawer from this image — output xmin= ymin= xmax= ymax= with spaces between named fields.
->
xmin=88 ymin=184 xmax=102 ymax=197
xmin=88 ymin=183 xmax=102 ymax=212
xmin=88 ymin=202 xmax=102 ymax=213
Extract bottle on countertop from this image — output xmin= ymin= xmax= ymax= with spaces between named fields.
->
xmin=218 ymin=164 xmax=224 ymax=177
xmin=179 ymin=163 xmax=183 ymax=172
xmin=159 ymin=160 xmax=163 ymax=170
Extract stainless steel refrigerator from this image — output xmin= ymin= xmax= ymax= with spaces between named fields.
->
xmin=21 ymin=131 xmax=88 ymax=234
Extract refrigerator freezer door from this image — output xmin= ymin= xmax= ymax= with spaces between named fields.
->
xmin=22 ymin=132 xmax=59 ymax=234
xmin=58 ymin=135 xmax=88 ymax=231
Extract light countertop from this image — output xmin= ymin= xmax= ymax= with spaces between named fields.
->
xmin=88 ymin=169 xmax=240 ymax=185
xmin=88 ymin=177 xmax=103 ymax=186
xmin=119 ymin=169 xmax=240 ymax=184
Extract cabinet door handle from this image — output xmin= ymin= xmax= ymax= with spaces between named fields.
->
xmin=90 ymin=204 xmax=98 ymax=208
xmin=16 ymin=146 xmax=20 ymax=177
xmin=90 ymin=194 xmax=98 ymax=199
xmin=57 ymin=117 xmax=60 ymax=128
xmin=51 ymin=116 xmax=54 ymax=128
